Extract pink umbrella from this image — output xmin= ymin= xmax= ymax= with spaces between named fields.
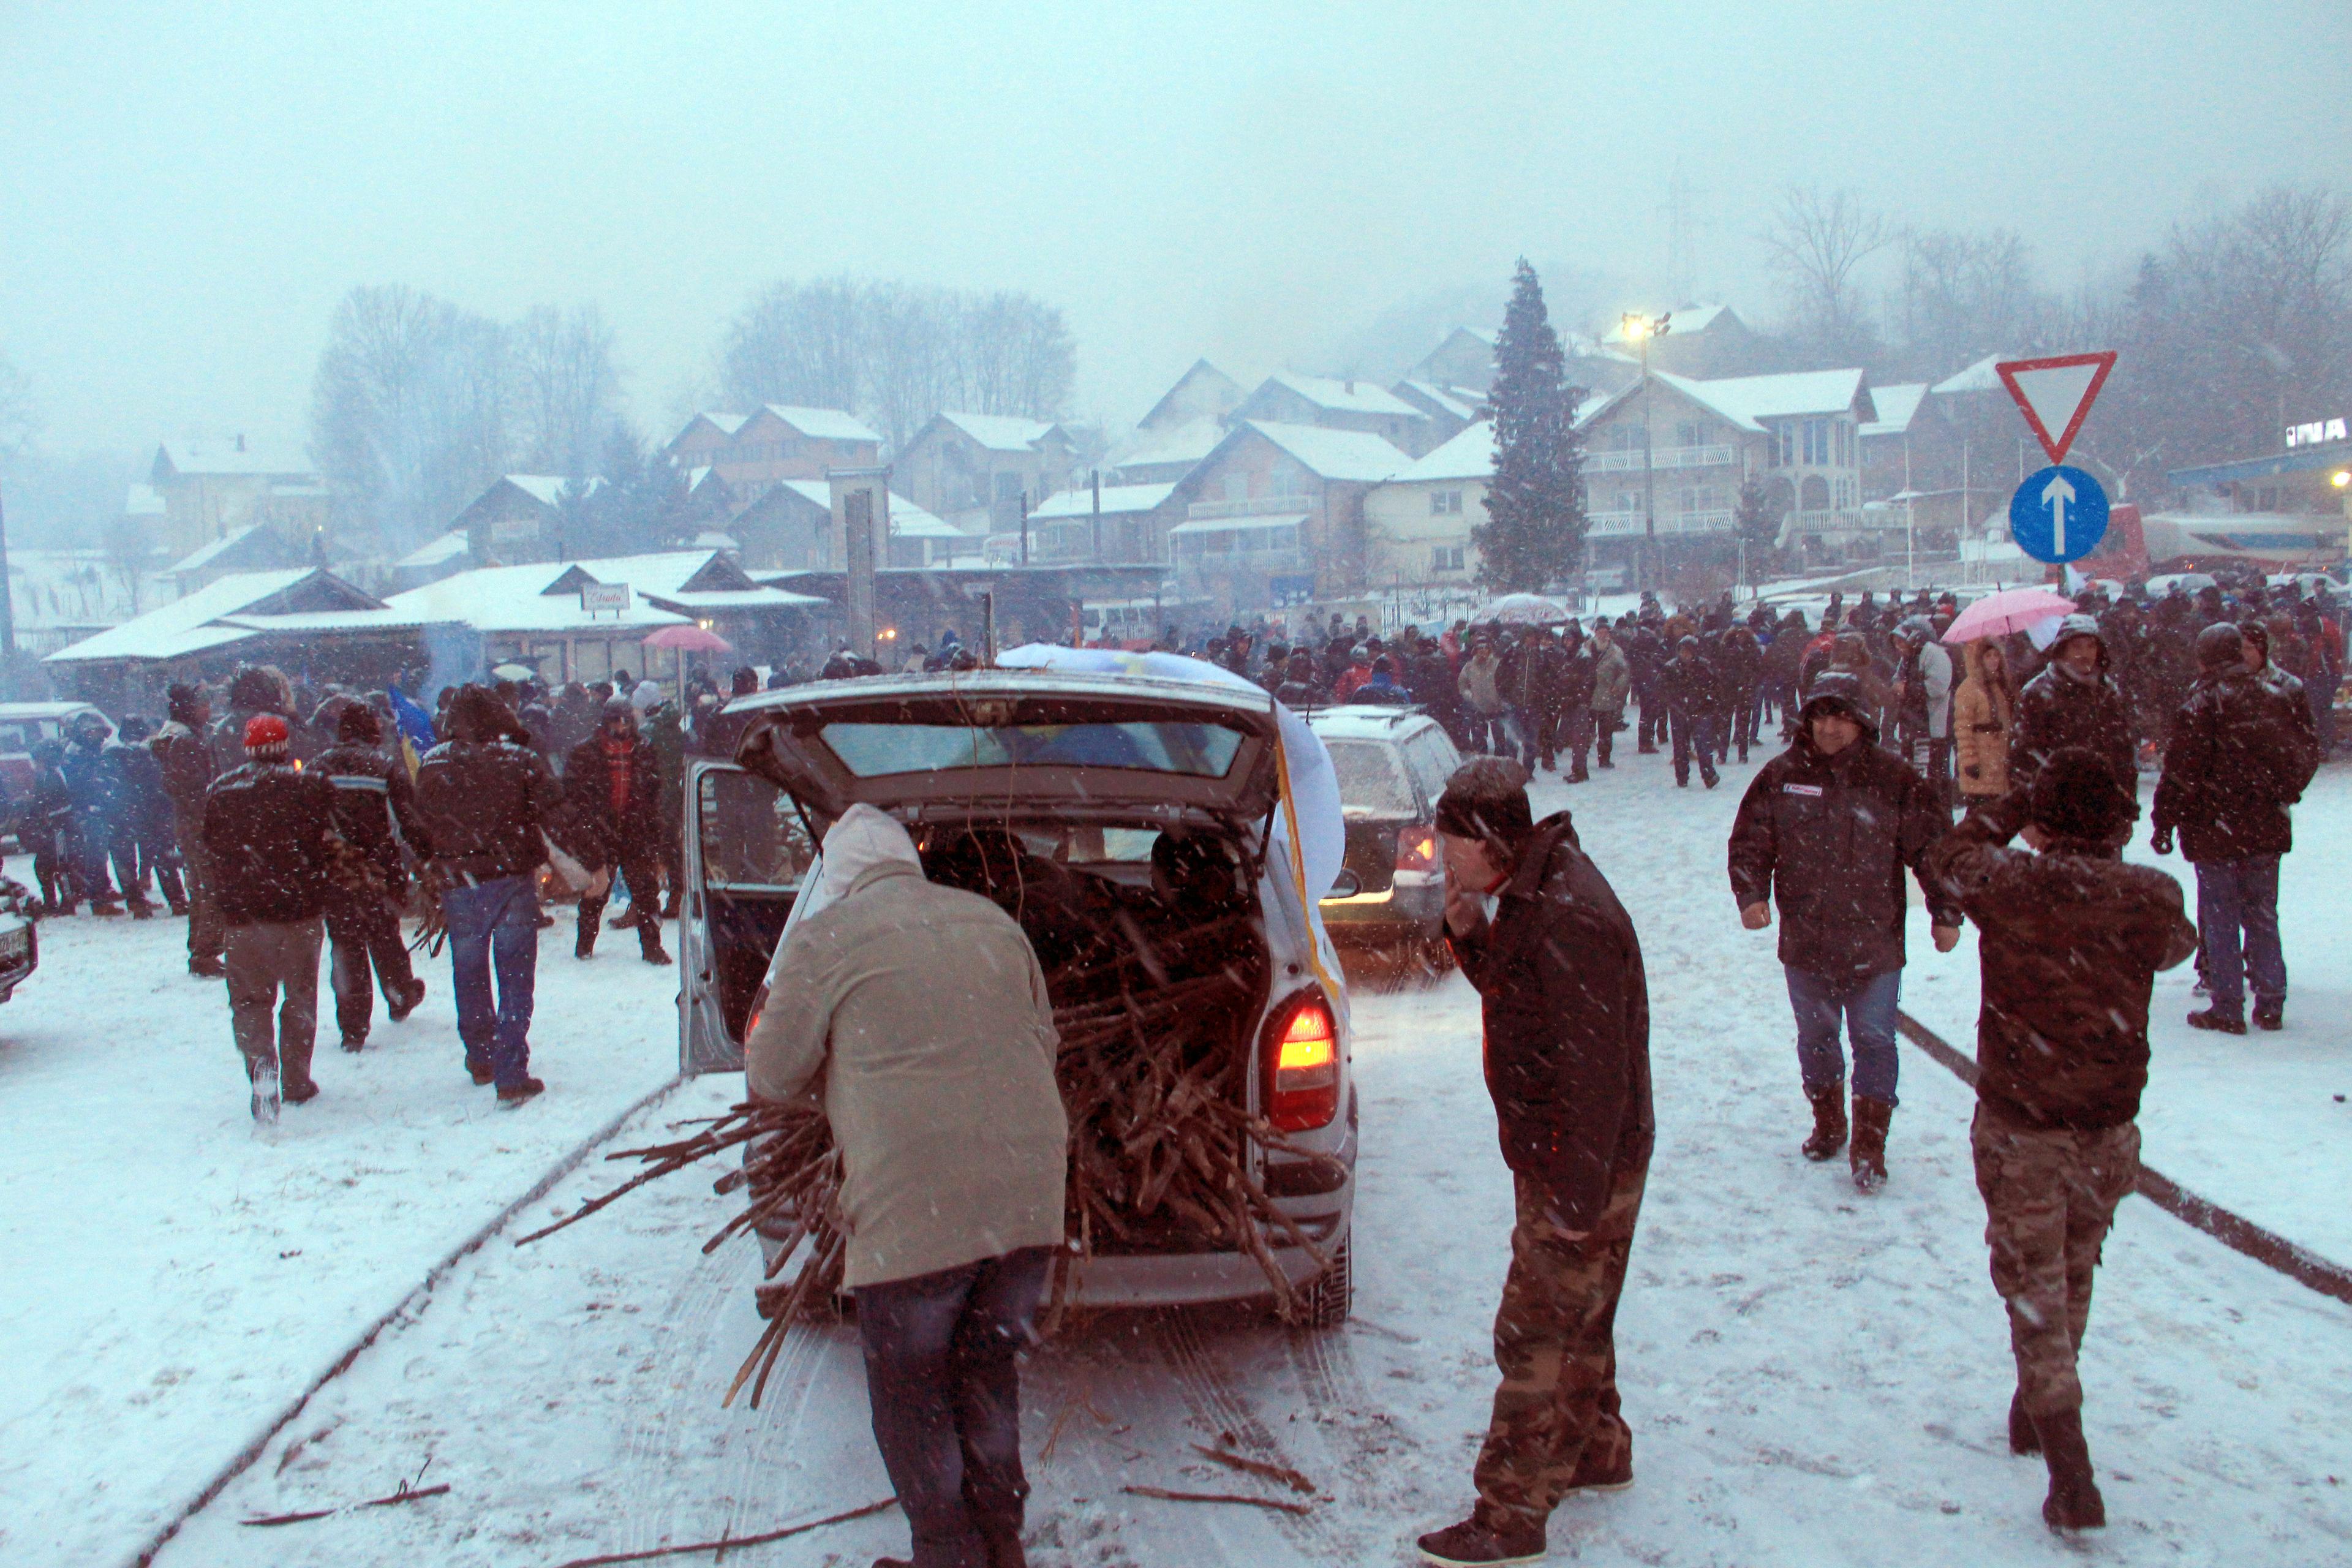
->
xmin=642 ymin=624 xmax=733 ymax=652
xmin=1939 ymin=587 xmax=2076 ymax=645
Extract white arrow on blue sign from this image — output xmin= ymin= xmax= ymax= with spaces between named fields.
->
xmin=2008 ymin=464 xmax=2110 ymax=564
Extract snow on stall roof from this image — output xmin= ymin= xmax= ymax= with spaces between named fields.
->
xmin=1261 ymin=371 xmax=1420 ymax=417
xmin=1243 ymin=420 xmax=1411 ymax=482
xmin=1393 ymin=419 xmax=1496 ymax=483
xmin=388 ymin=562 xmax=690 ymax=634
xmin=45 ymin=568 xmax=320 ymax=662
xmin=1860 ymin=382 xmax=1929 ymax=438
xmin=395 ymin=530 xmax=472 ymax=569
xmin=1030 ymin=482 xmax=1178 ymax=519
xmin=762 ymin=404 xmax=881 ymax=443
xmin=935 ymin=410 xmax=1063 ymax=451
xmin=153 ymin=437 xmax=314 ymax=478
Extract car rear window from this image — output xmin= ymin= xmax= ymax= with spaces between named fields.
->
xmin=1323 ymin=739 xmax=1416 ymax=815
xmin=820 ymin=720 xmax=1245 ymax=778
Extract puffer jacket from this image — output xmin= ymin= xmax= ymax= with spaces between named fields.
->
xmin=413 ymin=688 xmax=568 ymax=883
xmin=2009 ymin=628 xmax=2136 ymax=797
xmin=1927 ymin=792 xmax=2197 ymax=1131
xmin=149 ymin=718 xmax=216 ymax=830
xmin=1728 ymin=722 xmax=1962 ymax=978
xmin=201 ymin=761 xmax=339 ymax=925
xmin=313 ymin=740 xmax=428 ymax=892
xmin=1951 ymin=641 xmax=2015 ymax=799
xmin=1658 ymin=652 xmax=1718 ymax=718
xmin=2151 ymin=664 xmax=2321 ymax=861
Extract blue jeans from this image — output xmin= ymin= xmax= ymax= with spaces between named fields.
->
xmin=1785 ymin=965 xmax=1901 ymax=1106
xmin=1670 ymin=711 xmax=1718 ymax=785
xmin=856 ymin=1247 xmax=1054 ymax=1568
xmin=442 ymin=875 xmax=540 ymax=1087
xmin=2193 ymin=856 xmax=2285 ymax=1019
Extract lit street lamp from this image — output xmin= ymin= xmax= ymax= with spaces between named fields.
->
xmin=1621 ymin=311 xmax=1672 ymax=592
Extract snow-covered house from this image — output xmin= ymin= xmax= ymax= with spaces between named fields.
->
xmin=1136 ymin=360 xmax=1243 ymax=434
xmin=1389 ymin=380 xmax=1485 ymax=448
xmin=895 ymin=412 xmax=1077 ymax=537
xmin=1107 ymin=418 xmax=1227 ymax=486
xmin=1231 ymin=373 xmax=1436 ymax=456
xmin=1024 ymin=482 xmax=1185 ymax=567
xmin=1408 ymin=328 xmax=1499 ymax=393
xmin=1598 ymin=304 xmax=1762 ymax=380
xmin=1363 ymin=420 xmax=1496 ymax=590
xmin=1170 ymin=421 xmax=1410 ymax=615
xmin=715 ymin=481 xmax=974 ymax=572
xmin=452 ymin=474 xmax=608 ymax=565
xmin=148 ymin=436 xmax=328 ymax=563
xmin=661 ymin=406 xmax=882 ymax=496
xmin=161 ymin=524 xmax=313 ymax=597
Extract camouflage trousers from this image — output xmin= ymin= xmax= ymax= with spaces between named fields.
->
xmin=1970 ymin=1104 xmax=2140 ymax=1418
xmin=1472 ymin=1161 xmax=1646 ymax=1523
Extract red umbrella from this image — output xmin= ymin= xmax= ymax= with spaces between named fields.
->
xmin=642 ymin=624 xmax=733 ymax=652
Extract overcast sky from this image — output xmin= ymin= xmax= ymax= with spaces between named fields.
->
xmin=4 ymin=0 xmax=2346 ymax=458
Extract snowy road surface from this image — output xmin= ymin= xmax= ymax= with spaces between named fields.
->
xmin=6 ymin=758 xmax=2351 ymax=1566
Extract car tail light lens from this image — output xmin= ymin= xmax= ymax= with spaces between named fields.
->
xmin=1395 ymin=824 xmax=1436 ymax=872
xmin=1262 ymin=991 xmax=1341 ymax=1132
xmin=744 ymin=982 xmax=770 ymax=1042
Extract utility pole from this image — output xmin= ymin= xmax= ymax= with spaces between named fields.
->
xmin=1089 ymin=469 xmax=1102 ymax=562
xmin=1622 ymin=312 xmax=1672 ymax=593
xmin=1019 ymin=490 xmax=1030 ymax=567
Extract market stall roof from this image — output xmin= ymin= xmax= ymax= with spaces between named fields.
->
xmin=45 ymin=568 xmax=395 ymax=665
xmin=386 ymin=562 xmax=691 ymax=635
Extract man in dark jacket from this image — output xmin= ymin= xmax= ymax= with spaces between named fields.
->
xmin=563 ymin=698 xmax=674 ymax=964
xmin=153 ymin=684 xmax=226 ymax=973
xmin=1555 ymin=631 xmax=1597 ymax=782
xmin=414 ymin=685 xmax=569 ymax=1104
xmin=1625 ymin=619 xmax=1666 ymax=753
xmin=62 ymin=712 xmax=125 ymax=915
xmin=2009 ymin=616 xmax=2136 ymax=801
xmin=1926 ymin=751 xmax=2197 ymax=1532
xmin=314 ymin=703 xmax=429 ymax=1050
xmin=202 ymin=715 xmax=341 ymax=1121
xmin=1730 ymin=672 xmax=1961 ymax=1189
xmin=1658 ymin=636 xmax=1721 ymax=788
xmin=27 ymin=738 xmax=76 ymax=914
xmin=2150 ymin=624 xmax=2320 ymax=1033
xmin=1417 ymin=758 xmax=1653 ymax=1568
xmin=103 ymin=717 xmax=178 ymax=917
xmin=1494 ymin=629 xmax=1560 ymax=771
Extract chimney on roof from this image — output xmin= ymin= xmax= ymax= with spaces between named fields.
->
xmin=236 ymin=433 xmax=246 ymax=453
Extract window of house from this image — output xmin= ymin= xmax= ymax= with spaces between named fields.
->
xmin=994 ymin=472 xmax=1022 ymax=505
xmin=1771 ymin=424 xmax=1793 ymax=467
xmin=1676 ymin=421 xmax=1703 ymax=447
xmin=1430 ymin=544 xmax=1465 ymax=572
xmin=1679 ymin=488 xmax=1697 ymax=513
xmin=1610 ymin=424 xmax=1643 ymax=451
xmin=1430 ymin=489 xmax=1463 ymax=515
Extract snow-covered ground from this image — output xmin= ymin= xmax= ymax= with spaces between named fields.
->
xmin=6 ymin=757 xmax=2351 ymax=1567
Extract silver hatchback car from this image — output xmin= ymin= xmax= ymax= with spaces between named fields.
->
xmin=678 ymin=669 xmax=1358 ymax=1324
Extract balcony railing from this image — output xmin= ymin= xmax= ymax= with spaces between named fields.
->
xmin=1585 ymin=444 xmax=1736 ymax=474
xmin=1185 ymin=494 xmax=1315 ymax=521
xmin=1782 ymin=509 xmax=1872 ymax=533
xmin=1588 ymin=509 xmax=1735 ymax=538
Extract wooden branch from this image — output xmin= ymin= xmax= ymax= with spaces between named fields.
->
xmin=549 ymin=1497 xmax=896 ymax=1567
xmin=1121 ymin=1484 xmax=1313 ymax=1517
xmin=1190 ymin=1442 xmax=1317 ymax=1496
xmin=238 ymin=1481 xmax=451 ymax=1527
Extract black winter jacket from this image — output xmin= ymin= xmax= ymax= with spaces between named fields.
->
xmin=148 ymin=720 xmax=216 ymax=827
xmin=1658 ymin=654 xmax=1719 ymax=718
xmin=2150 ymin=666 xmax=2321 ymax=861
xmin=413 ymin=739 xmax=566 ymax=883
xmin=1446 ymin=812 xmax=1654 ymax=1229
xmin=102 ymin=738 xmax=172 ymax=839
xmin=2009 ymin=664 xmax=2136 ymax=799
xmin=313 ymin=741 xmax=429 ymax=891
xmin=562 ymin=734 xmax=665 ymax=867
xmin=1728 ymin=730 xmax=1961 ymax=978
xmin=201 ymin=762 xmax=338 ymax=924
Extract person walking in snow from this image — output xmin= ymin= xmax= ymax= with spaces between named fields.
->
xmin=152 ymin=683 xmax=227 ymax=974
xmin=2149 ymin=624 xmax=2320 ymax=1034
xmin=746 ymin=805 xmax=1065 ymax=1568
xmin=2008 ymin=615 xmax=2136 ymax=802
xmin=413 ymin=685 xmax=569 ymax=1106
xmin=102 ymin=716 xmax=178 ymax=917
xmin=1728 ymin=672 xmax=1961 ymax=1191
xmin=563 ymin=698 xmax=674 ymax=965
xmin=61 ymin=712 xmax=125 ymax=916
xmin=1416 ymin=758 xmax=1652 ymax=1568
xmin=202 ymin=715 xmax=341 ymax=1122
xmin=1926 ymin=749 xmax=2196 ymax=1532
xmin=312 ymin=701 xmax=429 ymax=1051
xmin=1586 ymin=622 xmax=1630 ymax=770
xmin=26 ymin=738 xmax=77 ymax=914
xmin=1659 ymin=635 xmax=1721 ymax=788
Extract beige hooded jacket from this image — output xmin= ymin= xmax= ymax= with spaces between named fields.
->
xmin=745 ymin=805 xmax=1068 ymax=1288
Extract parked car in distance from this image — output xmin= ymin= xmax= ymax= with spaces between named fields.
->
xmin=680 ymin=669 xmax=1358 ymax=1324
xmin=0 ymin=878 xmax=40 ymax=1004
xmin=0 ymin=703 xmax=114 ymax=852
xmin=1304 ymin=705 xmax=1461 ymax=960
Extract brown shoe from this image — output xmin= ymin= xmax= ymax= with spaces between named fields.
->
xmin=1801 ymin=1086 xmax=1847 ymax=1161
xmin=2035 ymin=1408 xmax=2105 ymax=1530
xmin=1850 ymin=1095 xmax=1893 ymax=1193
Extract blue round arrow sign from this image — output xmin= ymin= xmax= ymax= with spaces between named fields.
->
xmin=2008 ymin=464 xmax=2109 ymax=564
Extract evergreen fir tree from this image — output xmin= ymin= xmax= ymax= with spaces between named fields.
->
xmin=1734 ymin=474 xmax=1776 ymax=554
xmin=1474 ymin=259 xmax=1587 ymax=593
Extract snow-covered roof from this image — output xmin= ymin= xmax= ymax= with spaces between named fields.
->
xmin=1169 ymin=512 xmax=1310 ymax=537
xmin=124 ymin=483 xmax=167 ymax=517
xmin=45 ymin=569 xmax=342 ymax=663
xmin=388 ymin=562 xmax=692 ymax=635
xmin=1242 ymin=421 xmax=1411 ymax=483
xmin=1583 ymin=368 xmax=1868 ymax=434
xmin=691 ymin=530 xmax=741 ymax=550
xmin=1110 ymin=418 xmax=1225 ymax=475
xmin=1860 ymin=383 xmax=1930 ymax=439
xmin=1601 ymin=304 xmax=1736 ymax=344
xmin=395 ymin=530 xmax=472 ymax=569
xmin=761 ymin=404 xmax=881 ymax=443
xmin=1257 ymin=372 xmax=1420 ymax=418
xmin=669 ymin=412 xmax=750 ymax=447
xmin=932 ymin=411 xmax=1066 ymax=452
xmin=164 ymin=527 xmax=263 ymax=578
xmin=1396 ymin=382 xmax=1480 ymax=421
xmin=153 ymin=437 xmax=314 ymax=480
xmin=10 ymin=549 xmax=170 ymax=635
xmin=497 ymin=474 xmax=603 ymax=509
xmin=1932 ymin=354 xmax=2010 ymax=396
xmin=1030 ymin=483 xmax=1178 ymax=520
xmin=769 ymin=480 xmax=961 ymax=538
xmin=1392 ymin=420 xmax=1496 ymax=483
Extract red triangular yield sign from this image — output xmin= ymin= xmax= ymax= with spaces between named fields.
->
xmin=1995 ymin=352 xmax=2116 ymax=465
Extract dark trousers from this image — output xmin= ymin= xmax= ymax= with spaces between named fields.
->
xmin=1474 ymin=1163 xmax=1646 ymax=1523
xmin=1669 ymin=710 xmax=1717 ymax=785
xmin=579 ymin=849 xmax=667 ymax=955
xmin=442 ymin=874 xmax=538 ymax=1088
xmin=1637 ymin=691 xmax=1664 ymax=748
xmin=2193 ymin=854 xmax=2285 ymax=1019
xmin=1561 ymin=707 xmax=1594 ymax=776
xmin=72 ymin=815 xmax=118 ymax=905
xmin=33 ymin=822 xmax=72 ymax=909
xmin=225 ymin=918 xmax=324 ymax=1093
xmin=856 ymin=1247 xmax=1054 ymax=1568
xmin=1732 ymin=688 xmax=1760 ymax=758
xmin=109 ymin=824 xmax=182 ymax=909
xmin=326 ymin=888 xmax=417 ymax=1043
xmin=1593 ymin=707 xmax=1620 ymax=767
xmin=177 ymin=820 xmax=225 ymax=961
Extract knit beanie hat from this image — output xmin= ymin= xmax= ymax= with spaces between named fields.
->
xmin=2195 ymin=623 xmax=2244 ymax=671
xmin=2030 ymin=746 xmax=2133 ymax=843
xmin=244 ymin=714 xmax=291 ymax=760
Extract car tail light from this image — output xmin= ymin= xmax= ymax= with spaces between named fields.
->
xmin=1395 ymin=824 xmax=1436 ymax=872
xmin=743 ymin=982 xmax=770 ymax=1042
xmin=1262 ymin=991 xmax=1341 ymax=1132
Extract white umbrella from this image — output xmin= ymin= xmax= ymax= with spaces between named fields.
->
xmin=1468 ymin=593 xmax=1569 ymax=626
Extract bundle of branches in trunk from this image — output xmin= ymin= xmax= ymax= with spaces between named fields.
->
xmin=518 ymin=938 xmax=1341 ymax=1407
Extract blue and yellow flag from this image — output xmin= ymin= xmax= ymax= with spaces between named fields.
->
xmin=387 ymin=686 xmax=437 ymax=777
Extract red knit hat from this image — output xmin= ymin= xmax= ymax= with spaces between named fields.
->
xmin=243 ymin=714 xmax=290 ymax=758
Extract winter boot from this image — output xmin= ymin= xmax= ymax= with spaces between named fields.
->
xmin=2034 ymin=1408 xmax=2105 ymax=1531
xmin=388 ymin=978 xmax=427 ymax=1022
xmin=129 ymin=899 xmax=157 ymax=921
xmin=575 ymin=927 xmax=597 ymax=960
xmin=2008 ymin=1387 xmax=2040 ymax=1455
xmin=638 ymin=927 xmax=674 ymax=966
xmin=497 ymin=1076 xmax=546 ymax=1107
xmin=2185 ymin=1008 xmax=2246 ymax=1035
xmin=2253 ymin=1000 xmax=2284 ymax=1031
xmin=1849 ymin=1095 xmax=1893 ymax=1193
xmin=1562 ymin=1444 xmax=1634 ymax=1494
xmin=282 ymin=1078 xmax=320 ymax=1106
xmin=1416 ymin=1506 xmax=1547 ymax=1566
xmin=190 ymin=954 xmax=227 ymax=978
xmin=91 ymin=899 xmax=124 ymax=917
xmin=608 ymin=905 xmax=641 ymax=930
xmin=341 ymin=1035 xmax=366 ymax=1053
xmin=251 ymin=1060 xmax=281 ymax=1125
xmin=1801 ymin=1085 xmax=1848 ymax=1161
